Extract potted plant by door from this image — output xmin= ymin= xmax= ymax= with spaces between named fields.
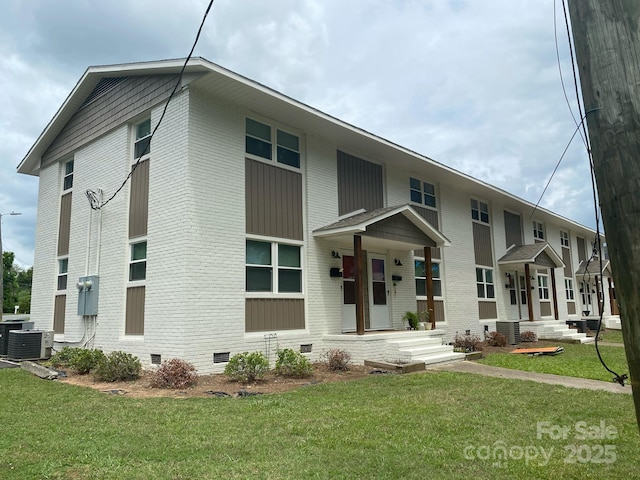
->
xmin=402 ymin=311 xmax=420 ymax=330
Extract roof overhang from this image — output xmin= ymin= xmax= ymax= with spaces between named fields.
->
xmin=313 ymin=204 xmax=450 ymax=251
xmin=575 ymin=259 xmax=611 ymax=277
xmin=498 ymin=242 xmax=565 ymax=272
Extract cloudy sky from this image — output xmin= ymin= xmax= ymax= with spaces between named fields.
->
xmin=1 ymin=0 xmax=597 ymax=268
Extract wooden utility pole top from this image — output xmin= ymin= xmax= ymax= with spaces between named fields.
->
xmin=568 ymin=0 xmax=640 ymax=430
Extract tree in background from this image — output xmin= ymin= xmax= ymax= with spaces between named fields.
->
xmin=2 ymin=252 xmax=31 ymax=314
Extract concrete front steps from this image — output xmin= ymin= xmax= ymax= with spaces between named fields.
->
xmin=532 ymin=322 xmax=595 ymax=344
xmin=605 ymin=316 xmax=622 ymax=330
xmin=385 ymin=335 xmax=465 ymax=366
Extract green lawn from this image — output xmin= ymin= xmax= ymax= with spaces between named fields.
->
xmin=1 ymin=368 xmax=638 ymax=479
xmin=599 ymin=329 xmax=625 ymax=344
xmin=479 ymin=343 xmax=629 ymax=382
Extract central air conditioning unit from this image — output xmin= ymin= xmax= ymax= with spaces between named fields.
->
xmin=6 ymin=330 xmax=54 ymax=361
xmin=0 ymin=321 xmax=34 ymax=356
xmin=496 ymin=321 xmax=521 ymax=345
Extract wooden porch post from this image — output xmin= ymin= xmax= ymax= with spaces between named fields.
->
xmin=524 ymin=264 xmax=534 ymax=321
xmin=424 ymin=247 xmax=436 ymax=329
xmin=354 ymin=235 xmax=365 ymax=335
xmin=550 ymin=268 xmax=559 ymax=320
xmin=595 ymin=275 xmax=603 ymax=316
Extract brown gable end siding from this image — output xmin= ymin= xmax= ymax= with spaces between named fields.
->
xmin=129 ymin=159 xmax=150 ymax=239
xmin=535 ymin=251 xmax=556 ymax=268
xmin=245 ymin=159 xmax=303 ymax=240
xmin=57 ymin=192 xmax=72 ymax=256
xmin=473 ymin=222 xmax=493 ymax=267
xmin=337 ymin=150 xmax=383 ymax=216
xmin=245 ymin=298 xmax=305 ymax=332
xmin=412 ymin=205 xmax=440 ymax=259
xmin=43 ymin=75 xmax=179 ymax=165
xmin=363 ymin=215 xmax=436 ymax=247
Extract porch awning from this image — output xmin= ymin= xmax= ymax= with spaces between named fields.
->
xmin=575 ymin=259 xmax=611 ymax=276
xmin=313 ymin=204 xmax=451 ymax=250
xmin=497 ymin=242 xmax=564 ymax=271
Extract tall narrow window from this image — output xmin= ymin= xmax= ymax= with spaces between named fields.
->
xmin=471 ymin=199 xmax=489 ymax=223
xmin=129 ymin=241 xmax=147 ymax=281
xmin=277 ymin=130 xmax=300 ymax=168
xmin=57 ymin=258 xmax=68 ymax=291
xmin=565 ymin=278 xmax=575 ymax=300
xmin=560 ymin=231 xmax=569 ymax=247
xmin=538 ymin=274 xmax=549 ymax=299
xmin=63 ymin=160 xmax=74 ymax=191
xmin=134 ymin=119 xmax=151 ymax=159
xmin=533 ymin=221 xmax=545 ymax=240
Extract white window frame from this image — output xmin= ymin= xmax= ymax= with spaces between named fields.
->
xmin=245 ymin=236 xmax=304 ymax=297
xmin=565 ymin=278 xmax=575 ymax=300
xmin=409 ymin=177 xmax=437 ymax=209
xmin=533 ymin=221 xmax=545 ymax=240
xmin=245 ymin=117 xmax=301 ymax=171
xmin=537 ymin=273 xmax=550 ymax=300
xmin=414 ymin=257 xmax=442 ymax=299
xmin=560 ymin=231 xmax=569 ymax=248
xmin=471 ymin=198 xmax=490 ymax=224
xmin=128 ymin=239 xmax=147 ymax=284
xmin=134 ymin=118 xmax=151 ymax=161
xmin=62 ymin=159 xmax=74 ymax=191
xmin=57 ymin=257 xmax=68 ymax=291
xmin=476 ymin=267 xmax=495 ymax=299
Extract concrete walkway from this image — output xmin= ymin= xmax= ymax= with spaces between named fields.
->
xmin=429 ymin=361 xmax=631 ymax=395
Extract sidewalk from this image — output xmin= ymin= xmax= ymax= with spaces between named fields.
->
xmin=429 ymin=361 xmax=631 ymax=395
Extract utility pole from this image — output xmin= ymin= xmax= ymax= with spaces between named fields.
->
xmin=568 ymin=0 xmax=640 ymax=430
xmin=0 ymin=211 xmax=22 ymax=322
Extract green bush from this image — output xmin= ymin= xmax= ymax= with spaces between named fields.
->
xmin=321 ymin=349 xmax=352 ymax=371
xmin=275 ymin=348 xmax=313 ymax=378
xmin=70 ymin=349 xmax=105 ymax=375
xmin=224 ymin=351 xmax=269 ymax=382
xmin=150 ymin=358 xmax=198 ymax=389
xmin=94 ymin=351 xmax=142 ymax=382
xmin=49 ymin=346 xmax=78 ymax=368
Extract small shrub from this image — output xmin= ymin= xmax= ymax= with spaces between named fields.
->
xmin=453 ymin=333 xmax=483 ymax=352
xmin=94 ymin=351 xmax=142 ymax=382
xmin=322 ymin=349 xmax=352 ymax=371
xmin=70 ymin=349 xmax=105 ymax=375
xmin=150 ymin=358 xmax=198 ymax=389
xmin=49 ymin=346 xmax=77 ymax=368
xmin=224 ymin=352 xmax=269 ymax=382
xmin=275 ymin=348 xmax=313 ymax=378
xmin=520 ymin=330 xmax=537 ymax=343
xmin=486 ymin=331 xmax=508 ymax=347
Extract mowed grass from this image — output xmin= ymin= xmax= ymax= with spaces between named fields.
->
xmin=599 ymin=329 xmax=625 ymax=344
xmin=479 ymin=343 xmax=629 ymax=382
xmin=1 ymin=368 xmax=639 ymax=479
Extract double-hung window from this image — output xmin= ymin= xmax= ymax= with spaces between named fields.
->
xmin=476 ymin=268 xmax=495 ymax=299
xmin=538 ymin=274 xmax=549 ymax=300
xmin=134 ymin=119 xmax=151 ymax=159
xmin=63 ymin=160 xmax=74 ymax=191
xmin=57 ymin=258 xmax=68 ymax=290
xmin=560 ymin=231 xmax=569 ymax=247
xmin=471 ymin=199 xmax=489 ymax=223
xmin=409 ymin=177 xmax=436 ymax=208
xmin=565 ymin=278 xmax=575 ymax=300
xmin=246 ymin=118 xmax=300 ymax=168
xmin=246 ymin=240 xmax=302 ymax=293
xmin=414 ymin=259 xmax=442 ymax=297
xmin=129 ymin=241 xmax=147 ymax=282
xmin=533 ymin=222 xmax=545 ymax=240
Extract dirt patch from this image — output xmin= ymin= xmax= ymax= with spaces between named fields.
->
xmin=474 ymin=340 xmax=565 ymax=356
xmin=57 ymin=363 xmax=375 ymax=399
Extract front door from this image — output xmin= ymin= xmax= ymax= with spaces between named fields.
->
xmin=580 ymin=281 xmax=593 ymax=315
xmin=369 ymin=254 xmax=391 ymax=329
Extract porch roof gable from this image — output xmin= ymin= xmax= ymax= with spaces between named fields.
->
xmin=497 ymin=242 xmax=565 ymax=269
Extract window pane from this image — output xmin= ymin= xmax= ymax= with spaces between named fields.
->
xmin=471 ymin=199 xmax=478 ymax=210
xmin=410 ymin=177 xmax=420 ymax=190
xmin=410 ymin=190 xmax=422 ymax=203
xmin=414 ymin=260 xmax=425 ymax=278
xmin=343 ymin=280 xmax=356 ymax=304
xmin=279 ymin=269 xmax=302 ymax=292
xmin=246 ymin=118 xmax=271 ymax=141
xmin=65 ymin=160 xmax=74 ymax=175
xmin=246 ymin=137 xmax=272 ymax=160
xmin=480 ymin=202 xmax=488 ymax=213
xmin=342 ymin=255 xmax=355 ymax=279
xmin=423 ymin=182 xmax=435 ymax=195
xmin=487 ymin=284 xmax=495 ymax=298
xmin=129 ymin=261 xmax=146 ymax=281
xmin=277 ymin=146 xmax=300 ymax=168
xmin=416 ymin=279 xmax=426 ymax=296
xmin=472 ymin=210 xmax=479 ymax=221
xmin=277 ymin=130 xmax=299 ymax=151
xmin=432 ymin=279 xmax=442 ymax=297
xmin=57 ymin=275 xmax=68 ymax=291
xmin=432 ymin=263 xmax=440 ymax=279
xmin=134 ymin=137 xmax=151 ymax=158
xmin=246 ymin=240 xmax=271 ymax=265
xmin=131 ymin=242 xmax=147 ymax=261
xmin=59 ymin=258 xmax=69 ymax=274
xmin=373 ymin=282 xmax=387 ymax=305
xmin=278 ymin=244 xmax=300 ymax=267
xmin=424 ymin=194 xmax=436 ymax=208
xmin=485 ymin=269 xmax=493 ymax=284
xmin=477 ymin=284 xmax=485 ymax=298
xmin=246 ymin=266 xmax=272 ymax=292
xmin=136 ymin=119 xmax=151 ymax=140
xmin=371 ymin=259 xmax=385 ymax=282
xmin=476 ymin=268 xmax=484 ymax=283
xmin=480 ymin=212 xmax=489 ymax=223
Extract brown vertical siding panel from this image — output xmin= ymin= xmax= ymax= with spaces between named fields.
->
xmin=577 ymin=237 xmax=587 ymax=262
xmin=567 ymin=302 xmax=576 ymax=315
xmin=57 ymin=192 xmax=72 ymax=256
xmin=245 ymin=298 xmax=305 ymax=332
xmin=337 ymin=151 xmax=383 ymax=215
xmin=504 ymin=211 xmax=523 ymax=248
xmin=419 ymin=299 xmax=445 ymax=322
xmin=53 ymin=295 xmax=66 ymax=334
xmin=540 ymin=302 xmax=552 ymax=317
xmin=128 ymin=159 xmax=149 ymax=238
xmin=478 ymin=301 xmax=497 ymax=319
xmin=125 ymin=286 xmax=146 ymax=335
xmin=245 ymin=159 xmax=303 ymax=240
xmin=562 ymin=248 xmax=573 ymax=277
xmin=473 ymin=223 xmax=493 ymax=266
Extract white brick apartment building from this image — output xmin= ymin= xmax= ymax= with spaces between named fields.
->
xmin=18 ymin=58 xmax=618 ymax=373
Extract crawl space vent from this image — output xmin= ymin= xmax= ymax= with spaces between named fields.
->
xmin=150 ymin=354 xmax=162 ymax=365
xmin=300 ymin=344 xmax=312 ymax=353
xmin=213 ymin=352 xmax=230 ymax=363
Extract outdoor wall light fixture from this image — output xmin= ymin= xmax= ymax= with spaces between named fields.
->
xmin=331 ymin=251 xmax=341 ymax=259
xmin=394 ymin=259 xmax=403 ymax=266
